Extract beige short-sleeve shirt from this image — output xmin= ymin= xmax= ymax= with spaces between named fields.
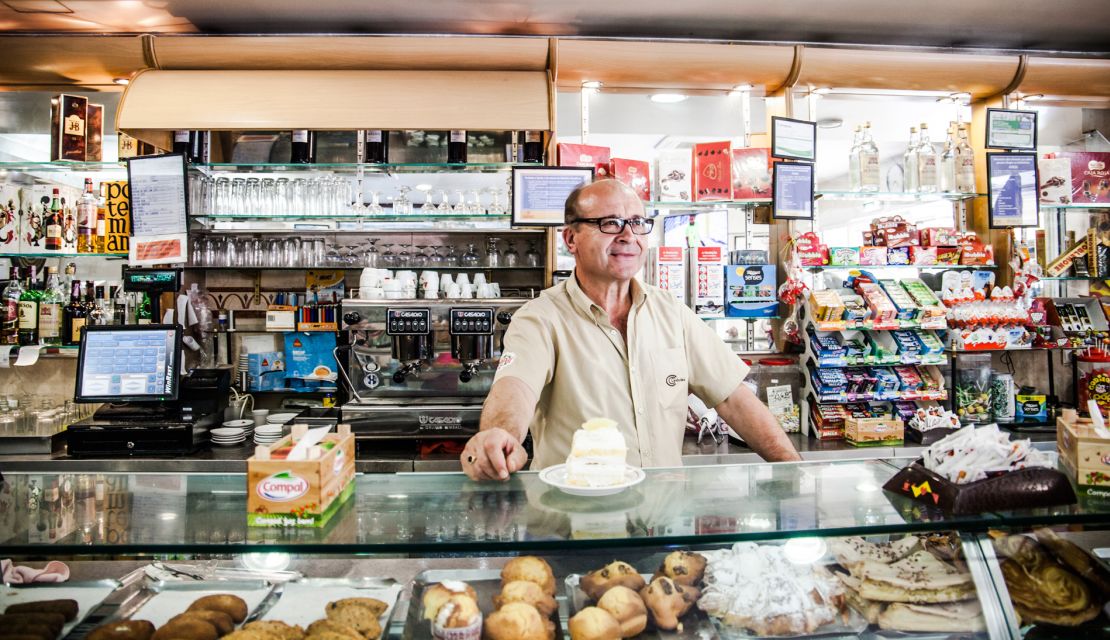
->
xmin=493 ymin=274 xmax=749 ymax=469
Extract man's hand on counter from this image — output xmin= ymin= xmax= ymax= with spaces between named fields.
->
xmin=461 ymin=427 xmax=529 ymax=481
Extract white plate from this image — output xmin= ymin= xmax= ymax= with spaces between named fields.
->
xmin=538 ymin=463 xmax=645 ymax=497
xmin=267 ymin=413 xmax=298 ymax=423
xmin=255 ymin=425 xmax=283 ymax=433
xmin=211 ymin=427 xmax=246 ymax=437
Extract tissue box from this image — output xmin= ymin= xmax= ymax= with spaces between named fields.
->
xmin=247 ymin=350 xmax=286 ymax=391
xmin=247 ymin=424 xmax=356 ymax=527
xmin=726 ymin=264 xmax=777 ymax=318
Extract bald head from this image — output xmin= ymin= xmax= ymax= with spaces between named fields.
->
xmin=564 ymin=179 xmax=645 ymax=224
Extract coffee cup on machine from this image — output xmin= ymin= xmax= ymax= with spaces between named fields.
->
xmin=420 ymin=270 xmax=439 ymax=292
xmin=459 ymin=283 xmax=473 ymax=298
xmin=473 ymin=273 xmax=488 ymax=287
xmin=446 ymin=282 xmax=462 ymax=299
xmin=477 ymin=283 xmax=493 ymax=298
xmin=455 ymin=273 xmax=470 ymax=287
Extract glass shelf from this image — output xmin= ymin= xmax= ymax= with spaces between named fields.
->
xmin=0 ymin=161 xmax=127 ymax=173
xmin=650 ymin=199 xmax=771 ymax=209
xmin=189 ymin=265 xmax=545 ymax=272
xmin=1039 ymin=203 xmax=1110 ymax=210
xmin=0 ymin=252 xmax=127 ymax=259
xmin=1038 ymin=276 xmax=1103 ymax=281
xmin=192 ymin=212 xmax=512 ymax=221
xmin=700 ymin=315 xmax=779 ymax=321
xmin=817 ymin=190 xmax=984 ymax=202
xmin=1 ymin=459 xmax=1106 ymax=554
xmin=804 ymin=264 xmax=995 ymax=271
xmin=193 ymin=162 xmax=515 ymax=174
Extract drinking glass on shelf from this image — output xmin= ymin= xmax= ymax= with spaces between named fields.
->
xmin=274 ymin=177 xmax=291 ymax=215
xmin=467 ymin=190 xmax=483 ymax=215
xmin=429 ymin=245 xmax=446 ymax=267
xmin=436 ymin=191 xmax=451 ymax=214
xmin=248 ymin=237 xmax=263 ymax=267
xmin=397 ymin=244 xmax=411 ymax=268
xmin=382 ymin=244 xmax=399 ymax=269
xmin=264 ymin=238 xmax=282 ymax=267
xmin=245 ymin=178 xmax=262 ymax=213
xmin=452 ymin=190 xmax=468 ymax=215
xmin=292 ymin=178 xmax=309 ymax=216
xmin=488 ymin=188 xmax=506 ymax=215
xmin=411 ymin=245 xmax=428 ymax=268
xmin=503 ymin=241 xmax=519 ymax=267
xmin=222 ymin=236 xmax=239 ymax=267
xmin=325 ymin=242 xmax=342 ymax=267
xmin=486 ymin=237 xmax=501 ymax=267
xmin=395 ymin=186 xmax=413 ymax=215
xmin=421 ymin=189 xmax=436 ymax=214
xmin=461 ymin=243 xmax=480 ymax=268
xmin=306 ymin=179 xmax=322 ymax=216
xmin=365 ymin=239 xmax=380 ymax=268
xmin=261 ymin=178 xmax=276 ymax=214
xmin=191 ymin=237 xmax=206 ymax=266
xmin=444 ymin=244 xmax=460 ymax=266
xmin=283 ymin=237 xmax=301 ymax=267
xmin=368 ymin=191 xmax=385 ymax=215
xmin=525 ymin=239 xmax=541 ymax=267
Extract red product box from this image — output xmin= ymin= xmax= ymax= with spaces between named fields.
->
xmin=911 ymin=246 xmax=938 ymax=265
xmin=610 ymin=158 xmax=651 ymax=201
xmin=1068 ymin=152 xmax=1110 ymax=204
xmin=557 ymin=143 xmax=611 ymax=169
xmin=693 ymin=141 xmax=733 ymax=202
xmin=883 ymin=226 xmax=920 ymax=248
xmin=731 ymin=148 xmax=772 ymax=199
xmin=919 ymin=227 xmax=960 ymax=247
xmin=936 ymin=247 xmax=961 ymax=265
xmin=794 ymin=232 xmax=828 ymax=266
xmin=955 ymin=232 xmax=981 ymax=247
xmin=859 ymin=246 xmax=888 ymax=266
xmin=960 ymin=244 xmax=995 ymax=266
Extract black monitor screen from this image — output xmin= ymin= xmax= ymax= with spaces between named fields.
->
xmin=75 ymin=324 xmax=181 ymax=403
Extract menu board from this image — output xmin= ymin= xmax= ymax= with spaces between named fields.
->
xmin=988 ymin=152 xmax=1039 ymax=228
xmin=771 ymin=117 xmax=817 ymax=162
xmin=772 ymin=162 xmax=814 ymax=220
xmin=512 ymin=166 xmax=594 ymax=226
xmin=126 ymin=153 xmax=188 ymax=265
xmin=986 ymin=109 xmax=1038 ymax=151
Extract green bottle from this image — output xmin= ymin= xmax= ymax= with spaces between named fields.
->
xmin=17 ymin=265 xmax=41 ymax=345
xmin=137 ymin=292 xmax=152 ymax=325
xmin=38 ymin=266 xmax=64 ymax=346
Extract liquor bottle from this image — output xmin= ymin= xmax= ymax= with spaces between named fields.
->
xmin=45 ymin=188 xmax=62 ymax=251
xmin=902 ymin=126 xmax=919 ymax=193
xmin=93 ymin=185 xmax=107 ymax=254
xmin=940 ymin=124 xmax=957 ymax=193
xmin=18 ymin=266 xmax=41 ymax=345
xmin=858 ymin=123 xmax=881 ymax=192
xmin=136 ymin=292 xmax=152 ymax=325
xmin=364 ymin=130 xmax=388 ymax=164
xmin=1 ymin=267 xmax=22 ymax=346
xmin=111 ymin=284 xmax=131 ymax=325
xmin=89 ymin=285 xmax=108 ymax=326
xmin=63 ymin=280 xmax=88 ymax=346
xmin=956 ymin=124 xmax=976 ymax=193
xmin=847 ymin=125 xmax=862 ymax=191
xmin=290 ymin=130 xmax=316 ymax=163
xmin=916 ymin=123 xmax=938 ymax=193
xmin=187 ymin=131 xmax=208 ymax=163
xmin=172 ymin=130 xmax=191 ymax=155
xmin=447 ymin=130 xmax=468 ymax=164
xmin=76 ymin=178 xmax=97 ymax=253
xmin=522 ymin=131 xmax=544 ymax=163
xmin=38 ymin=267 xmax=64 ymax=346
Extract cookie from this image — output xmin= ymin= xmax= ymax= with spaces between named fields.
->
xmin=324 ymin=599 xmax=388 ymax=618
xmin=303 ymin=633 xmax=358 ymax=640
xmin=304 ymin=621 xmax=360 ymax=640
xmin=151 ymin=618 xmax=218 ymax=640
xmin=86 ymin=621 xmax=156 ymax=640
xmin=4 ymin=600 xmax=78 ymax=622
xmin=221 ymin=631 xmax=282 ymax=640
xmin=169 ymin=612 xmax=235 ymax=637
xmin=325 ymin=604 xmax=381 ymax=640
xmin=187 ymin=595 xmax=249 ymax=624
xmin=242 ymin=621 xmax=304 ymax=640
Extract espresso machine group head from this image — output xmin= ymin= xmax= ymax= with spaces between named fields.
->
xmin=449 ymin=307 xmax=495 ymax=382
xmin=386 ymin=308 xmax=432 ymax=384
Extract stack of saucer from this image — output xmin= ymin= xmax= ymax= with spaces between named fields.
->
xmin=211 ymin=419 xmax=253 ymax=446
xmin=267 ymin=412 xmax=298 ymax=426
xmin=254 ymin=424 xmax=284 ymax=446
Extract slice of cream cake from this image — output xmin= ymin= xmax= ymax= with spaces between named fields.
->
xmin=565 ymin=418 xmax=629 ymax=487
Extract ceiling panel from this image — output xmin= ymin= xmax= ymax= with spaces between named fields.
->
xmin=797 ymin=48 xmax=1021 ymax=98
xmin=0 ymin=35 xmax=146 ymax=88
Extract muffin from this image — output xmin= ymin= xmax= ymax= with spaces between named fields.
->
xmin=500 ymin=557 xmax=556 ymax=596
xmin=493 ymin=581 xmax=558 ymax=618
xmin=86 ymin=621 xmax=156 ymax=640
xmin=187 ymin=594 xmax=250 ymax=623
xmin=653 ymin=551 xmax=707 ymax=587
xmin=639 ymin=577 xmax=699 ymax=631
xmin=423 ymin=582 xmax=479 ymax=621
xmin=596 ymin=587 xmax=647 ymax=638
xmin=482 ymin=603 xmax=554 ymax=640
xmin=430 ymin=594 xmax=482 ymax=640
xmin=568 ymin=607 xmax=621 ymax=640
xmin=580 ymin=561 xmax=645 ymax=600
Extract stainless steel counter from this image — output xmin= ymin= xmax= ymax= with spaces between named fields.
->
xmin=0 ymin=431 xmax=1057 ymax=473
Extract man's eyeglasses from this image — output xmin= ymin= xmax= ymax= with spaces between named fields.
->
xmin=571 ymin=216 xmax=655 ymax=235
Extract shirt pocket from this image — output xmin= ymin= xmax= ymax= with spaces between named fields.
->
xmin=650 ymin=346 xmax=690 ymax=415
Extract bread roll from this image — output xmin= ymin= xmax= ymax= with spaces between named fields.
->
xmin=567 ymin=608 xmax=620 ymax=640
xmin=596 ymin=587 xmax=647 ymax=638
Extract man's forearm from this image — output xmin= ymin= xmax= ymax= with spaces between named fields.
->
xmin=714 ymin=383 xmax=802 ymax=462
xmin=479 ymin=377 xmax=538 ymax=442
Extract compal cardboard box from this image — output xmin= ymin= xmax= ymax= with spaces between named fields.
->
xmin=688 ymin=246 xmax=725 ymax=316
xmin=247 ymin=424 xmax=356 ymax=527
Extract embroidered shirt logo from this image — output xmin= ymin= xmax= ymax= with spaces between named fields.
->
xmin=497 ymin=353 xmax=515 ymax=370
xmin=665 ymin=374 xmax=686 ymax=387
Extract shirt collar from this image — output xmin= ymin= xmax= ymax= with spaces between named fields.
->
xmin=566 ymin=271 xmax=648 ymax=319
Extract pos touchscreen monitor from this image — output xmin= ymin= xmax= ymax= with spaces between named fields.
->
xmin=74 ymin=324 xmax=182 ymax=403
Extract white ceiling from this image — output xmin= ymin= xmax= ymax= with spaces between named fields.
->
xmin=1 ymin=0 xmax=1108 ymax=54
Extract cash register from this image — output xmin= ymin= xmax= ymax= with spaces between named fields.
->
xmin=66 ymin=324 xmax=230 ymax=457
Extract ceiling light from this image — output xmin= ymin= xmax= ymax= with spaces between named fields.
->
xmin=954 ymin=92 xmax=972 ymax=100
xmin=113 ymin=77 xmax=130 ymax=86
xmin=649 ymin=93 xmax=687 ymax=104
xmin=414 ymin=183 xmax=433 ymax=192
xmin=817 ymin=118 xmax=843 ymax=129
xmin=1022 ymin=94 xmax=1045 ymax=102
xmin=581 ymin=81 xmax=602 ymax=90
xmin=732 ymin=83 xmax=753 ymax=92
xmin=812 ymin=87 xmax=832 ymax=95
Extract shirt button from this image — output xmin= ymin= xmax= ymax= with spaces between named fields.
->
xmin=610 ymin=329 xmax=618 ymax=336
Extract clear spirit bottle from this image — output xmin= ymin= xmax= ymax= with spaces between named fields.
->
xmin=848 ymin=125 xmax=862 ymax=191
xmin=956 ymin=124 xmax=977 ymax=194
xmin=916 ymin=123 xmax=939 ymax=193
xmin=903 ymin=126 xmax=919 ymax=193
xmin=940 ymin=123 xmax=957 ymax=193
xmin=858 ymin=123 xmax=881 ymax=193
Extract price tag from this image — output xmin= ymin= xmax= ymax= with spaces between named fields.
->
xmin=0 ymin=345 xmax=13 ymax=368
xmin=14 ymin=345 xmax=41 ymax=366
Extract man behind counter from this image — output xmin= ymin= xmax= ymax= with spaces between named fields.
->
xmin=461 ymin=179 xmax=801 ymax=481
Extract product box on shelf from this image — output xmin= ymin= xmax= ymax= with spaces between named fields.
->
xmin=247 ymin=423 xmax=356 ymax=527
xmin=809 ymin=289 xmax=845 ymax=322
xmin=910 ymin=246 xmax=938 ymax=265
xmin=1038 ymin=155 xmax=1073 ymax=205
xmin=859 ymin=246 xmax=888 ymax=266
xmin=610 ymin=158 xmax=651 ymax=201
xmin=17 ymin=185 xmax=51 ymax=254
xmin=1068 ymin=152 xmax=1110 ymax=204
xmin=958 ymin=243 xmax=994 ymax=266
xmin=794 ymin=232 xmax=828 ymax=266
xmin=879 ymin=280 xmax=920 ymax=321
xmin=920 ymin=227 xmax=961 ymax=247
xmin=0 ymin=183 xmax=19 ymax=254
xmin=809 ymin=398 xmax=847 ymax=440
xmin=883 ymin=457 xmax=1076 ymax=514
xmin=26 ymin=474 xmax=76 ymax=543
xmin=936 ymin=247 xmax=961 ymax=265
xmin=731 ymin=148 xmax=772 ymax=199
xmin=845 ymin=415 xmax=904 ymax=447
xmin=118 ymin=132 xmax=156 ymax=159
xmin=1046 ymin=237 xmax=1088 ymax=276
xmin=725 ymin=264 xmax=777 ymax=318
xmin=557 ymin=143 xmax=611 ymax=169
xmin=656 ymin=149 xmax=692 ymax=201
xmin=50 ymin=94 xmax=87 ymax=162
xmin=85 ymin=103 xmax=104 ymax=162
xmin=1058 ymin=411 xmax=1110 ymax=489
xmin=692 ymin=141 xmax=733 ymax=201
xmin=1049 ymin=298 xmax=1110 ymax=333
xmin=647 ymin=246 xmax=686 ymax=303
xmin=887 ymin=247 xmax=911 ymax=265
xmin=828 ymin=247 xmax=860 ymax=266
xmin=247 ymin=350 xmax=286 ymax=391
xmin=688 ymin=246 xmax=725 ymax=316
xmin=285 ymin=332 xmax=338 ymax=381
xmin=59 ymin=184 xmax=80 ymax=255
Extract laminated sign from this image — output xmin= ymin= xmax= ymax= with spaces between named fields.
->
xmin=103 ymin=180 xmax=130 ymax=253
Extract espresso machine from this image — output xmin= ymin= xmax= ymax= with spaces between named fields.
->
xmin=338 ymin=299 xmax=525 ymax=441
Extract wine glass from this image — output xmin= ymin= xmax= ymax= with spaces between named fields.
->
xmin=486 ymin=237 xmax=501 ymax=267
xmin=444 ymin=244 xmax=460 ymax=266
xmin=503 ymin=241 xmax=519 ymax=267
xmin=325 ymin=242 xmax=342 ymax=267
xmin=461 ymin=243 xmax=480 ymax=268
xmin=365 ymin=239 xmax=380 ymax=268
xmin=395 ymin=186 xmax=412 ymax=215
xmin=421 ymin=189 xmax=437 ymax=214
xmin=382 ymin=244 xmax=399 ymax=269
xmin=411 ymin=245 xmax=428 ymax=268
xmin=525 ymin=239 xmax=541 ymax=267
xmin=430 ymin=245 xmax=446 ymax=267
xmin=397 ymin=244 xmax=411 ymax=268
xmin=452 ymin=190 xmax=468 ymax=215
xmin=368 ymin=191 xmax=384 ymax=215
xmin=467 ymin=190 xmax=483 ymax=215
xmin=436 ymin=191 xmax=451 ymax=214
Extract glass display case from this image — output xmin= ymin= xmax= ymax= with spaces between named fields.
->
xmin=2 ymin=459 xmax=1108 ymax=639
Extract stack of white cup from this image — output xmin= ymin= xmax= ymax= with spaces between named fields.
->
xmin=358 ymin=268 xmax=499 ymax=299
